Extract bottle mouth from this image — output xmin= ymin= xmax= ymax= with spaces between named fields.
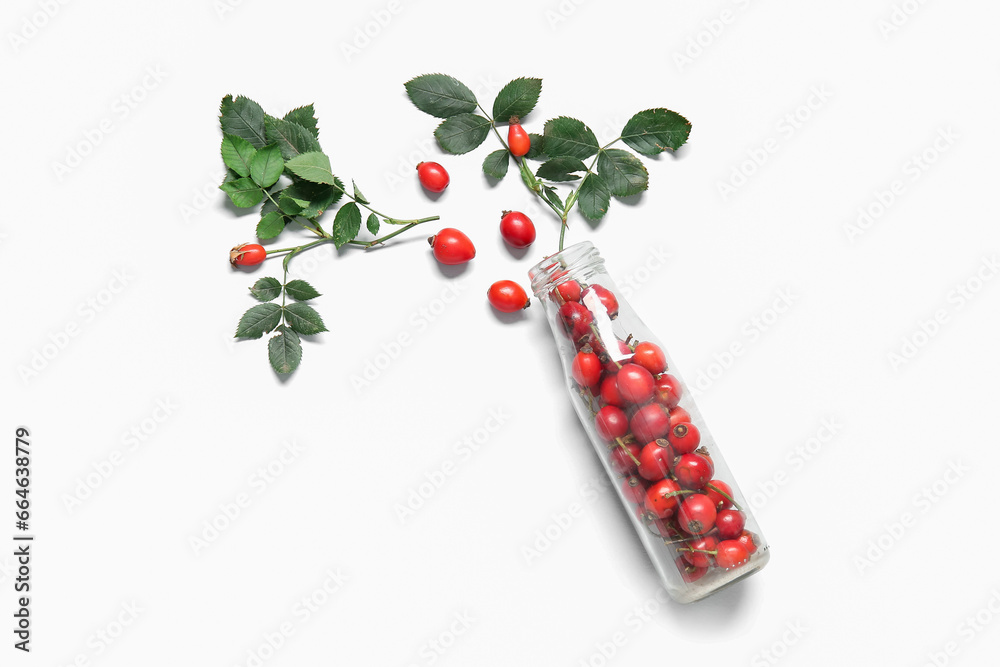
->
xmin=528 ymin=241 xmax=604 ymax=296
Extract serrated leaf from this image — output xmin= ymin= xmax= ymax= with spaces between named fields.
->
xmin=536 ymin=156 xmax=587 ymax=182
xmin=221 ymin=134 xmax=257 ymax=177
xmin=524 ymin=133 xmax=545 ymax=160
xmin=268 ymin=325 xmax=302 ymax=374
xmin=283 ymin=104 xmax=319 ymax=138
xmin=249 ymin=144 xmax=283 ymax=188
xmin=283 ymin=303 xmax=327 ymax=335
xmin=277 ymin=193 xmax=303 ymax=215
xmin=620 ymin=108 xmax=692 ymax=155
xmin=285 ymin=279 xmax=321 ymax=301
xmin=332 ymin=202 xmax=361 ymax=248
xmin=220 ymin=177 xmax=264 ymax=208
xmin=222 ymin=168 xmax=240 ymax=187
xmin=367 ymin=212 xmax=380 ymax=235
xmin=256 ymin=211 xmax=285 ymax=239
xmin=597 ymin=148 xmax=649 ymax=197
xmin=434 ymin=113 xmax=491 ymax=154
xmin=482 ymin=149 xmax=510 ymax=179
xmin=577 ymin=174 xmax=611 ymax=221
xmin=542 ymin=186 xmax=564 ymax=211
xmin=250 ymin=277 xmax=282 ymax=302
xmin=492 ymin=77 xmax=542 ymax=122
xmin=352 ymin=180 xmax=369 ymax=204
xmin=235 ymin=303 xmax=282 ymax=339
xmin=285 ymin=151 xmax=336 ymax=185
xmin=220 ymin=95 xmax=268 ymax=148
xmin=284 ymin=178 xmax=344 ymax=218
xmin=543 ymin=117 xmax=599 ymax=160
xmin=265 ymin=115 xmax=323 ymax=160
xmin=404 ymin=73 xmax=478 ymax=118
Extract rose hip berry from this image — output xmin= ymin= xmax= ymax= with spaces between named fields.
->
xmin=737 ymin=530 xmax=759 ymax=555
xmin=609 ymin=444 xmax=641 ymax=475
xmin=499 ymin=210 xmax=536 ymax=249
xmin=675 ymin=556 xmax=708 ymax=583
xmin=599 ymin=375 xmax=624 ymax=407
xmin=715 ymin=509 xmax=746 ymax=540
xmin=486 ymin=280 xmax=529 ymax=313
xmin=668 ymin=407 xmax=692 ymax=429
xmin=595 ymin=406 xmax=629 ymax=442
xmin=682 ymin=535 xmax=719 ymax=568
xmin=677 ymin=494 xmax=717 ymax=535
xmin=637 ymin=440 xmax=675 ymax=482
xmin=653 ymin=374 xmax=683 ymax=409
xmin=558 ymin=301 xmax=593 ymax=339
xmin=556 ymin=280 xmax=582 ymax=302
xmin=666 ymin=423 xmax=701 ymax=454
xmin=507 ymin=117 xmax=531 ymax=157
xmin=629 ymin=404 xmax=671 ymax=443
xmin=621 ymin=476 xmax=647 ymax=504
xmin=714 ymin=540 xmax=750 ymax=570
xmin=673 ymin=453 xmax=714 ymax=489
xmin=230 ymin=243 xmax=266 ymax=266
xmin=428 ymin=228 xmax=475 ymax=265
xmin=631 ymin=341 xmax=666 ymax=375
xmin=704 ymin=480 xmax=734 ymax=511
xmin=616 ymin=363 xmax=655 ymax=404
xmin=416 ymin=161 xmax=449 ymax=192
xmin=645 ymin=479 xmax=682 ymax=519
xmin=583 ymin=284 xmax=619 ymax=318
xmin=571 ymin=351 xmax=603 ymax=388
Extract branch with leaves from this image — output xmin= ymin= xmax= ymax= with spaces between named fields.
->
xmin=404 ymin=75 xmax=691 ymax=251
xmin=218 ymin=95 xmax=439 ymax=375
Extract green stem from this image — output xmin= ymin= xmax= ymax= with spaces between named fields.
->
xmin=263 ymin=190 xmax=326 ymax=238
xmin=346 ymin=218 xmax=434 ymax=249
xmin=331 ymin=183 xmax=431 ymax=225
xmin=265 ymin=237 xmax=334 ymax=260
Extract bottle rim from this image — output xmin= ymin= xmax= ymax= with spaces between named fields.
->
xmin=528 ymin=241 xmax=605 ymax=296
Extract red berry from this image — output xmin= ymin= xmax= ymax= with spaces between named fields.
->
xmin=486 ymin=280 xmax=529 ymax=313
xmin=654 ymin=374 xmax=683 ymax=409
xmin=621 ymin=475 xmax=647 ymax=504
xmin=645 ymin=479 xmax=682 ymax=519
xmin=631 ymin=341 xmax=666 ymax=375
xmin=507 ymin=118 xmax=531 ymax=157
xmin=583 ymin=284 xmax=619 ymax=318
xmin=616 ymin=363 xmax=655 ymax=404
xmin=595 ymin=406 xmax=629 ymax=442
xmin=673 ymin=453 xmax=714 ymax=489
xmin=556 ymin=280 xmax=582 ymax=302
xmin=558 ymin=301 xmax=593 ymax=339
xmin=428 ymin=228 xmax=475 ymax=265
xmin=666 ymin=423 xmax=701 ymax=454
xmin=609 ymin=444 xmax=640 ymax=475
xmin=571 ymin=351 xmax=602 ymax=388
xmin=629 ymin=404 xmax=671 ymax=443
xmin=668 ymin=407 xmax=692 ymax=429
xmin=499 ymin=210 xmax=536 ymax=248
xmin=737 ymin=530 xmax=759 ymax=555
xmin=675 ymin=556 xmax=708 ymax=583
xmin=682 ymin=535 xmax=719 ymax=568
xmin=716 ymin=509 xmax=746 ymax=540
xmin=715 ymin=540 xmax=750 ymax=569
xmin=677 ymin=494 xmax=717 ymax=535
xmin=599 ymin=374 xmax=624 ymax=407
xmin=704 ymin=480 xmax=734 ymax=511
xmin=637 ymin=440 xmax=675 ymax=482
xmin=230 ymin=243 xmax=266 ymax=266
xmin=416 ymin=161 xmax=449 ymax=192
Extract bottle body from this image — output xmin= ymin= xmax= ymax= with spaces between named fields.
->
xmin=529 ymin=242 xmax=769 ymax=603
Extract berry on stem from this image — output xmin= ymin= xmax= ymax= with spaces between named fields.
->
xmin=645 ymin=478 xmax=683 ymax=519
xmin=677 ymin=494 xmax=717 ymax=535
xmin=428 ymin=228 xmax=475 ymax=265
xmin=681 ymin=535 xmax=719 ymax=568
xmin=416 ymin=161 xmax=449 ymax=192
xmin=230 ymin=243 xmax=266 ymax=267
xmin=595 ymin=406 xmax=629 ymax=442
xmin=609 ymin=443 xmax=641 ymax=475
xmin=499 ymin=210 xmax=536 ymax=248
xmin=704 ymin=480 xmax=734 ymax=511
xmin=507 ymin=117 xmax=531 ymax=157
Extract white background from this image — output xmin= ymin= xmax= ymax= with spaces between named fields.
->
xmin=4 ymin=0 xmax=1000 ymax=665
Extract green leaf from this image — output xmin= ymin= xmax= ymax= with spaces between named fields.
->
xmin=256 ymin=211 xmax=285 ymax=239
xmin=265 ymin=115 xmax=322 ymax=160
xmin=249 ymin=144 xmax=283 ymax=188
xmin=492 ymin=77 xmax=543 ymax=122
xmin=220 ymin=95 xmax=268 ymax=148
xmin=285 ymin=279 xmax=320 ymax=301
xmin=283 ymin=104 xmax=319 ymax=138
xmin=404 ymin=73 xmax=478 ymax=118
xmin=542 ymin=186 xmax=564 ymax=211
xmin=284 ymin=178 xmax=344 ymax=218
xmin=332 ymin=201 xmax=361 ymax=248
xmin=219 ymin=177 xmax=264 ymax=208
xmin=222 ymin=168 xmax=240 ymax=186
xmin=352 ymin=180 xmax=369 ymax=204
xmin=250 ymin=277 xmax=282 ymax=302
xmin=367 ymin=212 xmax=380 ymax=236
xmin=283 ymin=302 xmax=328 ymax=335
xmin=620 ymin=109 xmax=692 ymax=155
xmin=285 ymin=151 xmax=336 ymax=185
xmin=277 ymin=193 xmax=303 ymax=215
xmin=543 ymin=117 xmax=599 ymax=160
xmin=482 ymin=149 xmax=510 ymax=179
xmin=536 ymin=157 xmax=587 ymax=182
xmin=235 ymin=303 xmax=282 ymax=339
xmin=577 ymin=174 xmax=611 ymax=221
xmin=434 ymin=114 xmax=491 ymax=154
xmin=524 ymin=133 xmax=545 ymax=160
xmin=597 ymin=148 xmax=649 ymax=197
xmin=268 ymin=325 xmax=302 ymax=374
xmin=221 ymin=134 xmax=257 ymax=177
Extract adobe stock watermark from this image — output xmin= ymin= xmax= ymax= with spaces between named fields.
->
xmin=672 ymin=0 xmax=757 ymax=73
xmin=854 ymin=460 xmax=969 ymax=575
xmin=233 ymin=567 xmax=349 ymax=667
xmin=877 ymin=0 xmax=932 ymax=40
xmin=717 ymin=85 xmax=832 ymax=201
xmin=57 ymin=601 xmax=143 ymax=667
xmin=521 ymin=473 xmax=613 ymax=565
xmin=843 ymin=126 xmax=958 ymax=243
xmin=351 ymin=279 xmax=469 ymax=393
xmin=750 ymin=621 xmax=809 ymax=667
xmin=887 ymin=254 xmax=997 ymax=371
xmin=394 ymin=408 xmax=511 ymax=525
xmin=340 ymin=0 xmax=404 ymax=62
xmin=213 ymin=0 xmax=251 ymax=20
xmin=747 ymin=417 xmax=842 ymax=512
xmin=189 ymin=440 xmax=304 ymax=556
xmin=917 ymin=589 xmax=1000 ymax=667
xmin=688 ymin=288 xmax=796 ymax=397
xmin=7 ymin=0 xmax=73 ymax=53
xmin=543 ymin=0 xmax=591 ymax=30
xmin=16 ymin=268 xmax=133 ymax=385
xmin=178 ymin=167 xmax=226 ymax=225
xmin=616 ymin=247 xmax=671 ymax=300
xmin=51 ymin=65 xmax=168 ymax=181
xmin=403 ymin=611 xmax=476 ymax=667
xmin=576 ymin=587 xmax=671 ymax=666
xmin=61 ymin=398 xmax=179 ymax=514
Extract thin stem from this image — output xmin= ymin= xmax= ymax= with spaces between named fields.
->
xmin=331 ymin=183 xmax=431 ymax=225
xmin=346 ymin=217 xmax=437 ymax=249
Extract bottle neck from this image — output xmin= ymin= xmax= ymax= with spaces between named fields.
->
xmin=529 ymin=241 xmax=605 ymax=296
